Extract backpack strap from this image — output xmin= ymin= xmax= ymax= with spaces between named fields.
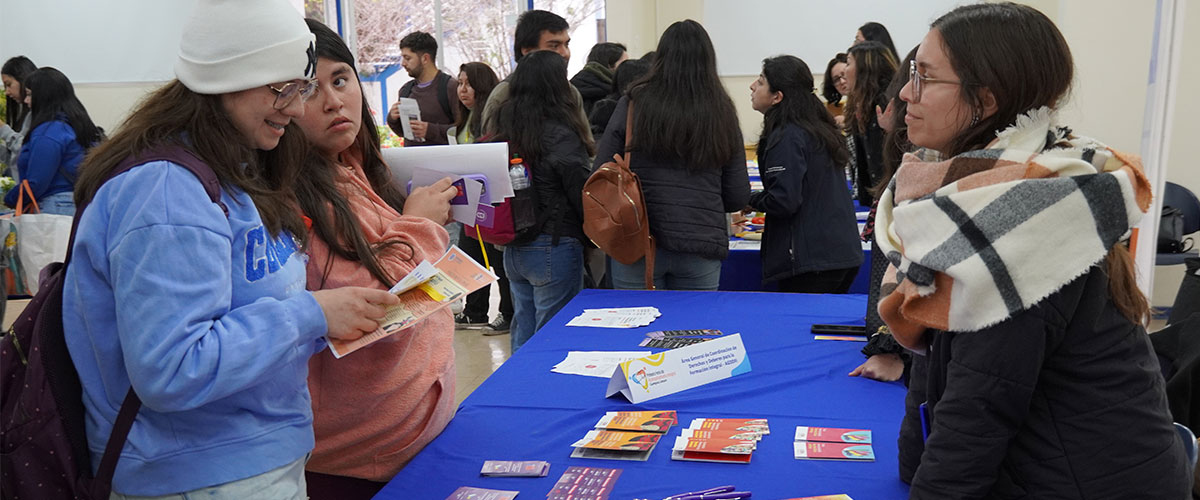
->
xmin=69 ymin=145 xmax=228 ymax=494
xmin=398 ymin=79 xmax=416 ymax=99
xmin=623 ymin=102 xmax=655 ymax=290
xmin=435 ymin=72 xmax=454 ymax=119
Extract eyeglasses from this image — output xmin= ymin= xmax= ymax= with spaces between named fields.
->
xmin=908 ymin=60 xmax=962 ymax=104
xmin=266 ymin=78 xmax=318 ymax=110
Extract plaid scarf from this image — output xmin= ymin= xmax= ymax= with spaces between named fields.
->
xmin=875 ymin=107 xmax=1152 ymax=350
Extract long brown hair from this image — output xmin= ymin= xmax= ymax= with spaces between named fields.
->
xmin=455 ymin=62 xmax=499 ymax=140
xmin=495 ymin=50 xmax=595 ymax=168
xmin=843 ymin=41 xmax=897 ymax=136
xmin=933 ymin=2 xmax=1146 ymax=323
xmin=76 ymin=80 xmax=306 ymax=240
xmin=295 ymin=18 xmax=411 ymax=288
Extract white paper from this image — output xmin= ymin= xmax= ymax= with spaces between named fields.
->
xmin=566 ymin=307 xmax=661 ymax=328
xmin=409 ymin=168 xmax=483 ymax=225
xmin=388 ymin=260 xmax=439 ymax=294
xmin=551 ymin=351 xmax=651 ymax=378
xmin=729 ymin=240 xmax=761 ymax=250
xmin=381 ymin=142 xmax=514 ymax=201
xmin=605 ymin=334 xmax=751 ymax=404
xmin=397 ymin=97 xmax=421 ymax=141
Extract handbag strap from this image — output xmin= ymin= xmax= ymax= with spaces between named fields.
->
xmin=15 ymin=180 xmax=40 ymax=215
xmin=622 ymin=101 xmax=656 ymax=291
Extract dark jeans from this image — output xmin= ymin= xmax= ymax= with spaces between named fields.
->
xmin=776 ymin=266 xmax=858 ymax=294
xmin=460 ymin=227 xmax=512 ymax=321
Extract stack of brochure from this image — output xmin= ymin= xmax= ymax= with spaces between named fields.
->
xmin=792 ymin=426 xmax=875 ymax=461
xmin=565 ymin=307 xmax=661 ymax=328
xmin=479 ymin=460 xmax=550 ymax=477
xmin=568 ymin=411 xmax=677 ymax=461
xmin=671 ymin=418 xmax=770 ymax=464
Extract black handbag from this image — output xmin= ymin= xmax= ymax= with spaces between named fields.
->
xmin=1158 ymin=206 xmax=1193 ymax=253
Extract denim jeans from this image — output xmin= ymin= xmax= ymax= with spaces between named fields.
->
xmin=110 ymin=454 xmax=307 ymax=499
xmin=38 ymin=191 xmax=76 ymax=216
xmin=611 ymin=246 xmax=722 ymax=291
xmin=503 ymin=234 xmax=584 ymax=352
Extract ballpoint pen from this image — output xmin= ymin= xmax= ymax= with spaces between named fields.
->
xmin=665 ymin=485 xmax=752 ymax=500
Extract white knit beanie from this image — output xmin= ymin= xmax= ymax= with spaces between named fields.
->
xmin=175 ymin=0 xmax=316 ymax=94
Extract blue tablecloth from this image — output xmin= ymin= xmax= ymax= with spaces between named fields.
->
xmin=375 ymin=290 xmax=911 ymax=500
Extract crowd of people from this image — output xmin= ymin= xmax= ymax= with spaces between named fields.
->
xmin=1 ymin=0 xmax=1193 ymax=498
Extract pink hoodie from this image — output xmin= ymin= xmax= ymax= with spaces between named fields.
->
xmin=304 ymin=151 xmax=455 ymax=481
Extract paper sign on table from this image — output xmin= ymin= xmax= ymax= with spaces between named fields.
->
xmin=793 ymin=442 xmax=875 ymax=461
xmin=794 ymin=426 xmax=872 ymax=444
xmin=605 ymin=334 xmax=751 ymax=404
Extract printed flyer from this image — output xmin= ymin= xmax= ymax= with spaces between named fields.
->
xmin=605 ymin=334 xmax=751 ymax=403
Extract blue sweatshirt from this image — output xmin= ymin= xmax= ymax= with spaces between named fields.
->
xmin=4 ymin=118 xmax=85 ymax=207
xmin=63 ymin=160 xmax=328 ymax=495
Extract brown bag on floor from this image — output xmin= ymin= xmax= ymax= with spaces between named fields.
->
xmin=582 ymin=102 xmax=655 ymax=290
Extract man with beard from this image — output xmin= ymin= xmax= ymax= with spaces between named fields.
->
xmin=387 ymin=31 xmax=459 ymax=145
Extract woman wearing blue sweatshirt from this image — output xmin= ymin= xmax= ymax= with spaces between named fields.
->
xmin=62 ymin=1 xmax=398 ymax=498
xmin=2 ymin=67 xmax=100 ymax=215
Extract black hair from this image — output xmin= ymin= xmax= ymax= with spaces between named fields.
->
xmin=587 ymin=42 xmax=628 ymax=68
xmin=399 ymin=31 xmax=439 ymax=60
xmin=513 ymin=10 xmax=568 ymax=62
xmin=858 ymin=22 xmax=899 ymax=62
xmin=628 ymin=20 xmax=741 ymax=169
xmin=2 ymin=56 xmax=37 ymax=132
xmin=298 ymin=18 xmax=412 ymax=287
xmin=931 ymin=2 xmax=1073 ymax=157
xmin=24 ymin=67 xmax=102 ymax=149
xmin=455 ymin=62 xmax=499 ymax=139
xmin=495 ymin=50 xmax=595 ymax=167
xmin=844 ymin=41 xmax=897 ymax=135
xmin=821 ymin=52 xmax=848 ymax=105
xmin=756 ymin=55 xmax=848 ymax=170
xmin=610 ymin=58 xmax=650 ymax=97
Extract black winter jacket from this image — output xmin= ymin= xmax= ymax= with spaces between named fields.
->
xmin=570 ymin=62 xmax=613 ymax=117
xmin=747 ymin=124 xmax=862 ymax=282
xmin=525 ymin=120 xmax=591 ymax=245
xmin=593 ymin=97 xmax=750 ymax=260
xmin=900 ymin=266 xmax=1192 ymax=499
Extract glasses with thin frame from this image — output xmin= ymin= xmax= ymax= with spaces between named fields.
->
xmin=909 ymin=60 xmax=962 ymax=104
xmin=266 ymin=79 xmax=318 ymax=110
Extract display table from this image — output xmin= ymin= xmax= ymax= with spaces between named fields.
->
xmin=375 ymin=289 xmax=911 ymax=499
xmin=720 ymin=215 xmax=873 ymax=293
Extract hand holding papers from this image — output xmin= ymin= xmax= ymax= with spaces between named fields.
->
xmin=327 ymin=246 xmax=496 ymax=358
xmin=396 ymin=97 xmax=421 ymax=141
xmin=566 ymin=307 xmax=661 ymax=328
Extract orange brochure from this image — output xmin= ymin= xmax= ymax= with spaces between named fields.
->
xmin=688 ymin=418 xmax=770 ymax=435
xmin=670 ymin=450 xmax=753 ymax=464
xmin=671 ymin=436 xmax=756 ymax=454
xmin=680 ymin=428 xmax=763 ymax=442
xmin=594 ymin=411 xmax=677 ymax=432
xmin=327 ymin=245 xmax=495 ymax=358
xmin=570 ymin=430 xmax=662 ymax=451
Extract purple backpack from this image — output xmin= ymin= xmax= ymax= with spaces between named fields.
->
xmin=0 ymin=146 xmax=225 ymax=499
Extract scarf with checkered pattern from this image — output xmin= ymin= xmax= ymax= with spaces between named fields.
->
xmin=875 ymin=107 xmax=1152 ymax=350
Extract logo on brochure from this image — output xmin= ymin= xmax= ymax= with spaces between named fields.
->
xmin=629 ymin=368 xmax=649 ymax=391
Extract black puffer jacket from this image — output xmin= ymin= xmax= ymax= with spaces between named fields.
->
xmin=748 ymin=124 xmax=862 ymax=282
xmin=525 ymin=120 xmax=591 ymax=245
xmin=570 ymin=62 xmax=613 ymax=117
xmin=900 ymin=266 xmax=1192 ymax=499
xmin=592 ymin=96 xmax=750 ymax=260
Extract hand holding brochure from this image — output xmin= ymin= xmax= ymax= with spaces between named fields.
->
xmin=327 ymin=246 xmax=496 ymax=358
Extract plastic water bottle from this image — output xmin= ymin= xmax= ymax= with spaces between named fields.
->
xmin=509 ymin=156 xmax=529 ymax=190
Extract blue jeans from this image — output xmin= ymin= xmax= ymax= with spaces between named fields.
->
xmin=503 ymin=234 xmax=584 ymax=352
xmin=38 ymin=191 xmax=76 ymax=216
xmin=611 ymin=247 xmax=722 ymax=291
